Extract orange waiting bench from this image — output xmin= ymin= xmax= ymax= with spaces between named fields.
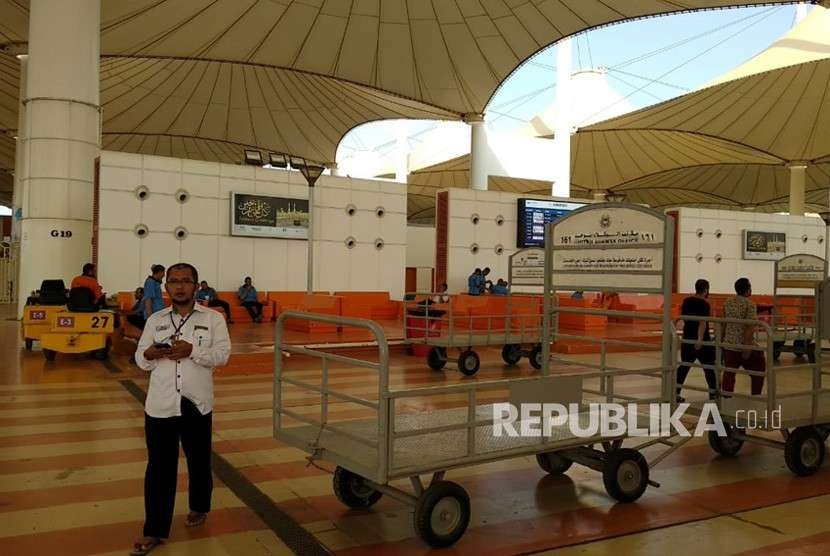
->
xmin=334 ymin=291 xmax=402 ymax=321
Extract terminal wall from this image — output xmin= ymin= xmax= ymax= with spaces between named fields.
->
xmin=97 ymin=151 xmax=406 ymax=299
xmin=675 ymin=207 xmax=825 ymax=295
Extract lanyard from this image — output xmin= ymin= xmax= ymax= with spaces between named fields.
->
xmin=168 ymin=309 xmax=195 ymax=341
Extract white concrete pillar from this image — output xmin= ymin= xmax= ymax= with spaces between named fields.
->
xmin=552 ymin=38 xmax=573 ymax=197
xmin=11 ymin=53 xmax=27 ymax=243
xmin=18 ymin=0 xmax=100 ymax=315
xmin=788 ymin=163 xmax=807 ymax=216
xmin=328 ymin=162 xmax=342 ymax=177
xmin=395 ymin=120 xmax=410 ymax=183
xmin=795 ymin=3 xmax=810 ymax=24
xmin=467 ymin=114 xmax=487 ymax=190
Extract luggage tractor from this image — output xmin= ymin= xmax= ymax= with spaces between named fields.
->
xmin=40 ymin=287 xmax=115 ymax=361
xmin=22 ymin=280 xmax=68 ymax=351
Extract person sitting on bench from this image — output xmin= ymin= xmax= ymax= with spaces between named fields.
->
xmin=197 ymin=281 xmax=233 ymax=323
xmin=237 ymin=276 xmax=263 ymax=323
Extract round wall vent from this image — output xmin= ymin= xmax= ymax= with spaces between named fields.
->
xmin=375 ymin=206 xmax=385 ymax=218
xmin=714 ymin=254 xmax=722 ymax=263
xmin=470 ymin=243 xmax=479 ymax=254
xmin=135 ymin=186 xmax=149 ymax=201
xmin=374 ymin=238 xmax=384 ymax=250
xmin=175 ymin=189 xmax=190 ymax=204
xmin=345 ymin=204 xmax=356 ymax=216
xmin=134 ymin=224 xmax=149 ymax=238
xmin=344 ymin=236 xmax=356 ymax=249
xmin=819 ymin=236 xmax=825 ymax=244
xmin=696 ymin=228 xmax=704 ymax=238
xmin=714 ymin=229 xmax=722 ymax=238
xmin=496 ymin=215 xmax=505 ymax=226
xmin=470 ymin=213 xmax=480 ymax=225
xmin=495 ymin=244 xmax=504 ymax=255
xmin=174 ymin=226 xmax=188 ymax=240
xmin=695 ymin=253 xmax=703 ymax=262
xmin=802 ymin=234 xmax=809 ymax=243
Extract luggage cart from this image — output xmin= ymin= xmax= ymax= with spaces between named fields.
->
xmin=769 ymin=254 xmax=826 ymax=362
xmin=403 ymin=292 xmax=544 ymax=376
xmin=274 ymin=204 xmax=689 ymax=548
xmin=274 ymin=311 xmax=684 ymax=548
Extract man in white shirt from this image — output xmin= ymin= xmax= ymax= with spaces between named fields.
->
xmin=131 ymin=263 xmax=230 ymax=556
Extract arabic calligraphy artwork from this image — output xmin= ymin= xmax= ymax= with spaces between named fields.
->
xmin=743 ymin=230 xmax=786 ymax=261
xmin=231 ymin=192 xmax=309 ymax=239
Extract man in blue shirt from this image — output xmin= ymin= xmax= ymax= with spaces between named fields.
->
xmin=491 ymin=279 xmax=509 ymax=296
xmin=197 ymin=280 xmax=233 ymax=323
xmin=468 ymin=268 xmax=482 ymax=296
xmin=237 ymin=276 xmax=264 ymax=323
xmin=141 ymin=265 xmax=166 ymax=327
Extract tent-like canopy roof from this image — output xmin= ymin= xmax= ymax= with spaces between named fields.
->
xmin=572 ymin=5 xmax=830 ymax=210
xmin=406 ymin=154 xmax=561 ymax=224
xmin=1 ymin=1 xmax=818 ymax=171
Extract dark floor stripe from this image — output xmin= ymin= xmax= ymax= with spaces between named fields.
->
xmin=101 ymin=358 xmax=122 ymax=374
xmin=116 ymin=377 xmax=330 ymax=556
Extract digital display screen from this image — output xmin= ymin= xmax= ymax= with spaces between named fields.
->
xmin=516 ymin=198 xmax=585 ymax=247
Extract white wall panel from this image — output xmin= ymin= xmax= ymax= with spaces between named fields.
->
xmin=99 ymin=152 xmax=406 ymax=297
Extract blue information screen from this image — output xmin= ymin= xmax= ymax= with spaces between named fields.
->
xmin=516 ymin=198 xmax=584 ymax=248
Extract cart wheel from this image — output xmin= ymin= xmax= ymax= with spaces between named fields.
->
xmin=536 ymin=451 xmax=572 ymax=475
xmin=708 ymin=422 xmax=744 ymax=457
xmin=413 ymin=480 xmax=470 ymax=548
xmin=773 ymin=341 xmax=784 ymax=361
xmin=602 ymin=448 xmax=649 ymax=503
xmin=458 ymin=350 xmax=480 ymax=376
xmin=807 ymin=343 xmax=816 ymax=364
xmin=793 ymin=339 xmax=807 ymax=357
xmin=427 ymin=347 xmax=447 ymax=371
xmin=25 ymin=339 xmax=33 ymax=351
xmin=528 ymin=344 xmax=544 ymax=370
xmin=501 ymin=344 xmax=522 ymax=366
xmin=332 ymin=466 xmax=382 ymax=508
xmin=93 ymin=338 xmax=111 ymax=361
xmin=43 ymin=349 xmax=56 ymax=362
xmin=785 ymin=427 xmax=825 ymax=477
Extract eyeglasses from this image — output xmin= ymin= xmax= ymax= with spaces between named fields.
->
xmin=167 ymin=279 xmax=195 ymax=285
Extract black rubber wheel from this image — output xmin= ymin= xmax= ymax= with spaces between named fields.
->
xmin=427 ymin=347 xmax=447 ymax=371
xmin=43 ymin=349 xmax=56 ymax=361
xmin=785 ymin=427 xmax=825 ymax=477
xmin=536 ymin=451 xmax=573 ymax=475
xmin=807 ymin=343 xmax=816 ymax=364
xmin=332 ymin=466 xmax=382 ymax=509
xmin=458 ymin=350 xmax=480 ymax=376
xmin=501 ymin=344 xmax=522 ymax=366
xmin=413 ymin=480 xmax=470 ymax=548
xmin=773 ymin=341 xmax=784 ymax=361
xmin=793 ymin=339 xmax=807 ymax=357
xmin=602 ymin=448 xmax=649 ymax=503
xmin=528 ymin=344 xmax=543 ymax=370
xmin=708 ymin=422 xmax=744 ymax=457
xmin=25 ymin=338 xmax=33 ymax=351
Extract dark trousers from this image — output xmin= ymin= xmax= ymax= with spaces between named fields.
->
xmin=207 ymin=299 xmax=232 ymax=321
xmin=127 ymin=314 xmax=147 ymax=330
xmin=241 ymin=300 xmax=263 ymax=321
xmin=722 ymin=349 xmax=766 ymax=395
xmin=143 ymin=397 xmax=213 ymax=539
xmin=676 ymin=343 xmax=718 ymax=398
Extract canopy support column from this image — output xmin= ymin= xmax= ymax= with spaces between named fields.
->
xmin=788 ymin=162 xmax=807 ymax=216
xmin=552 ymin=37 xmax=572 ymax=197
xmin=466 ymin=114 xmax=488 ymax=190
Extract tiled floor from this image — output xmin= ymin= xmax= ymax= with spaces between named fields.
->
xmin=2 ymin=302 xmax=830 ymax=555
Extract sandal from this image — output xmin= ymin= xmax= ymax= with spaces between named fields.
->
xmin=185 ymin=511 xmax=207 ymax=527
xmin=130 ymin=537 xmax=162 ymax=555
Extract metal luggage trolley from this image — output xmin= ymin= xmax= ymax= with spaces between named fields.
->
xmin=274 ymin=204 xmax=688 ymax=548
xmin=678 ymin=275 xmax=830 ymax=476
xmin=404 ymin=253 xmax=546 ymax=376
xmin=769 ymin=253 xmax=826 ymax=362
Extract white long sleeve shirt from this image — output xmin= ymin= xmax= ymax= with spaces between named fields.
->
xmin=136 ymin=303 xmax=231 ymax=418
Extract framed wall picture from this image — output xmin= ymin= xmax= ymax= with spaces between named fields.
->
xmin=743 ymin=230 xmax=786 ymax=260
xmin=231 ymin=192 xmax=309 ymax=239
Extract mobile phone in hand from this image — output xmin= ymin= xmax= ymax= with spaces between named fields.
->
xmin=153 ymin=342 xmax=172 ymax=349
